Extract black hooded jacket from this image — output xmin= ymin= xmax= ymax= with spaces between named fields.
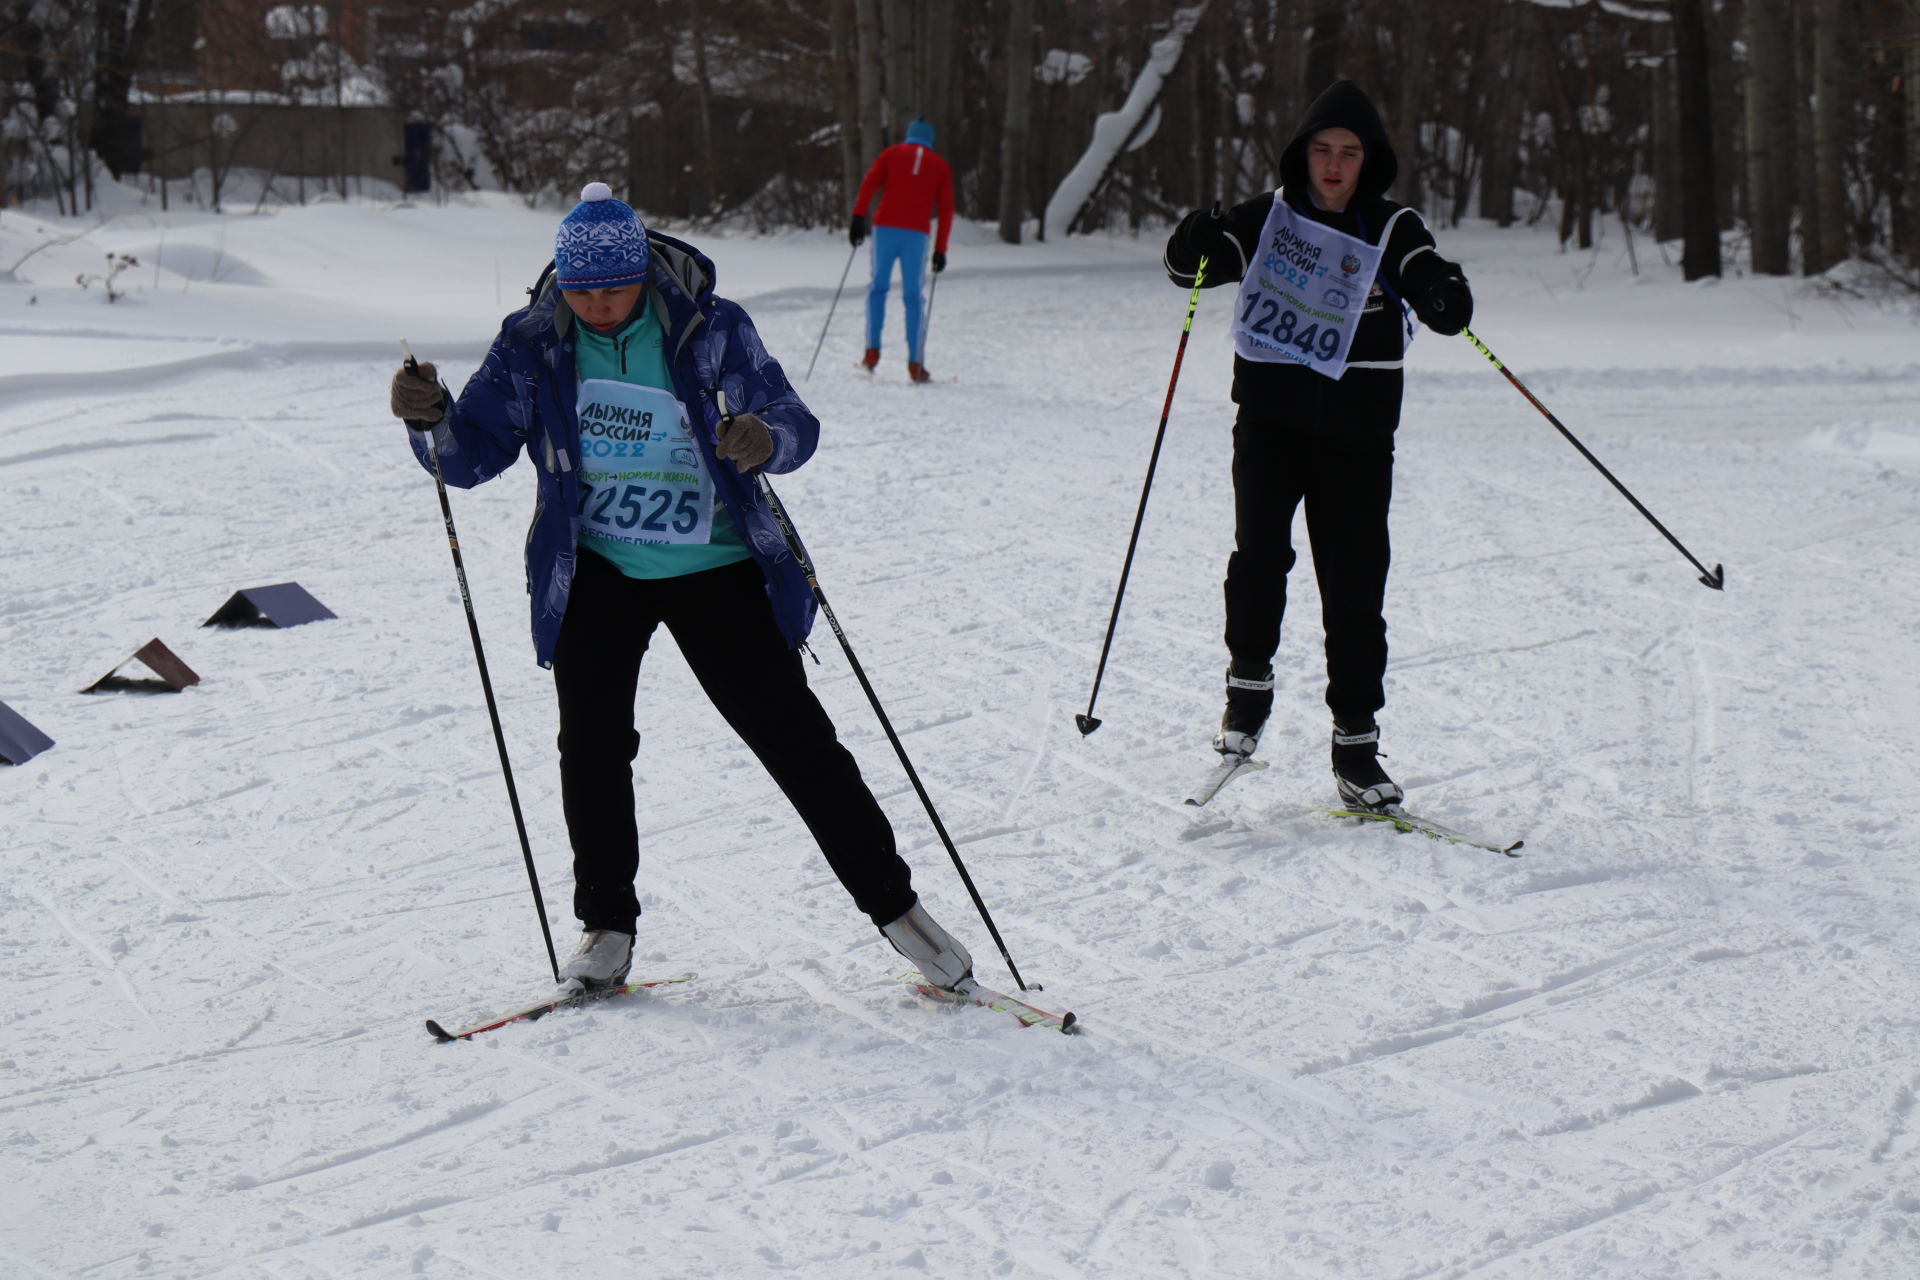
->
xmin=1164 ymin=80 xmax=1470 ymax=424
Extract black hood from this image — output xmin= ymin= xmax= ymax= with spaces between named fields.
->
xmin=1278 ymin=80 xmax=1398 ymax=205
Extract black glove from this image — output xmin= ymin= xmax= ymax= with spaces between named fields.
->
xmin=1412 ymin=273 xmax=1473 ymax=336
xmin=1173 ymin=205 xmax=1232 ymax=266
xmin=390 ymin=361 xmax=444 ymax=425
xmin=931 ymin=251 xmax=946 ymax=274
xmin=849 ymin=214 xmax=868 ymax=247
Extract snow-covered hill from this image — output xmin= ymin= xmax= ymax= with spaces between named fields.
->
xmin=3 ymin=192 xmax=1918 ymax=1279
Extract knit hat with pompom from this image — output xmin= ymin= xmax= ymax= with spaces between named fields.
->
xmin=554 ymin=182 xmax=650 ymax=290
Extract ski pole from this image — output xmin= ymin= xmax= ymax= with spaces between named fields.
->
xmin=922 ymin=267 xmax=939 ymax=351
xmin=804 ymin=243 xmax=860 ymax=382
xmin=401 ymin=341 xmax=562 ymax=982
xmin=1460 ymin=327 xmax=1725 ymax=590
xmin=719 ymin=393 xmax=1033 ymax=992
xmin=1075 ymin=250 xmax=1211 ymax=736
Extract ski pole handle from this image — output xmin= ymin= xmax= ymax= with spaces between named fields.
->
xmin=398 ymin=339 xmax=440 ymax=434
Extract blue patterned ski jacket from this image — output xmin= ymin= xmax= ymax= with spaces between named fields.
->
xmin=406 ymin=232 xmax=819 ymax=668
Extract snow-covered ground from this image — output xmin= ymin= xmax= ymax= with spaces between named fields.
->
xmin=3 ymin=189 xmax=1918 ymax=1279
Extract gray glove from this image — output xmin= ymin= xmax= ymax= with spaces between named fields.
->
xmin=715 ymin=412 xmax=773 ymax=472
xmin=390 ymin=361 xmax=444 ymax=422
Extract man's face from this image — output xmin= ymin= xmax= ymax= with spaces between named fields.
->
xmin=564 ymin=283 xmax=645 ymax=331
xmin=1307 ymin=127 xmax=1365 ymax=211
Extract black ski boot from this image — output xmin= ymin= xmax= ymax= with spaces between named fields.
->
xmin=1331 ymin=717 xmax=1403 ymax=809
xmin=1213 ymin=661 xmax=1275 ymax=759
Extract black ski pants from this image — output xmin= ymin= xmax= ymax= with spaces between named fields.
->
xmin=552 ymin=549 xmax=915 ymax=936
xmin=1224 ymin=411 xmax=1395 ymax=723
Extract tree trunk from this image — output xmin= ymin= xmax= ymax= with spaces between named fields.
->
xmin=1713 ymin=17 xmax=1740 ymax=231
xmin=1672 ymin=0 xmax=1722 ymax=279
xmin=688 ymin=0 xmax=717 ymax=215
xmin=830 ymin=0 xmax=861 ymax=207
xmin=1745 ymin=0 xmax=1793 ymax=274
xmin=1191 ymin=33 xmax=1211 ymax=201
xmin=1809 ymin=0 xmax=1850 ymax=271
xmin=1393 ymin=4 xmax=1426 ymax=210
xmin=887 ymin=0 xmax=916 ymax=136
xmin=1305 ymin=1 xmax=1343 ymax=98
xmin=86 ymin=0 xmax=159 ymax=179
xmin=998 ymin=0 xmax=1035 ymax=243
xmin=1479 ymin=3 xmax=1524 ymax=226
xmin=1267 ymin=0 xmax=1306 ymax=171
xmin=1908 ymin=2 xmax=1920 ymax=267
xmin=921 ymin=0 xmax=952 ymax=146
xmin=854 ymin=0 xmax=884 ymax=158
xmin=1651 ymin=22 xmax=1683 ymax=242
xmin=1795 ymin=0 xmax=1824 ymax=271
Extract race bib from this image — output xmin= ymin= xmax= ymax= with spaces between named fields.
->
xmin=573 ymin=378 xmax=713 ymax=546
xmin=1232 ymin=191 xmax=1385 ymax=379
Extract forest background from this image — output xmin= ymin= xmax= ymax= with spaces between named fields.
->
xmin=3 ymin=0 xmax=1919 ymax=286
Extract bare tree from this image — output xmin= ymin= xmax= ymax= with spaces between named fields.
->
xmin=998 ymin=0 xmax=1035 ymax=242
xmin=919 ymin=0 xmax=952 ymax=143
xmin=85 ymin=0 xmax=157 ymax=178
xmin=854 ymin=0 xmax=884 ymax=157
xmin=688 ymin=0 xmax=718 ymax=216
xmin=829 ymin=0 xmax=860 ymax=204
xmin=1479 ymin=1 xmax=1528 ymax=228
xmin=1673 ymin=0 xmax=1723 ymax=278
xmin=886 ymin=0 xmax=914 ymax=134
xmin=1908 ymin=0 xmax=1920 ymax=268
xmin=1745 ymin=0 xmax=1794 ymax=274
xmin=1794 ymin=0 xmax=1825 ymax=270
xmin=1807 ymin=0 xmax=1850 ymax=271
xmin=1392 ymin=2 xmax=1427 ymax=211
xmin=1305 ymin=0 xmax=1344 ymax=96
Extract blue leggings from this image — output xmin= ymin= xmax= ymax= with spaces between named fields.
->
xmin=865 ymin=225 xmax=928 ymax=362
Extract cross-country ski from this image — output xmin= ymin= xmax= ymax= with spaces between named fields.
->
xmin=1184 ymin=754 xmax=1269 ymax=806
xmin=426 ymin=974 xmax=698 ymax=1042
xmin=897 ymin=973 xmax=1078 ymax=1034
xmin=1320 ymin=806 xmax=1524 ymax=856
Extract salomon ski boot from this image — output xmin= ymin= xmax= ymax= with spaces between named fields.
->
xmin=861 ymin=348 xmax=880 ymax=370
xmin=907 ymin=362 xmax=932 ymax=384
xmin=882 ymin=900 xmax=973 ymax=992
xmin=1331 ymin=717 xmax=1403 ymax=809
xmin=1213 ymin=661 xmax=1275 ymax=759
xmin=558 ymin=929 xmax=634 ymax=992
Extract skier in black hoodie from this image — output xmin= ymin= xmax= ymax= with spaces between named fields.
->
xmin=1163 ymin=80 xmax=1473 ymax=809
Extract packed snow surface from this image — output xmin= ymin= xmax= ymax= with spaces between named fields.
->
xmin=3 ymin=192 xmax=1918 ymax=1279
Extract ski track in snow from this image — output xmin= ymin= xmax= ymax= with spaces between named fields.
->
xmin=2 ymin=210 xmax=1918 ymax=1278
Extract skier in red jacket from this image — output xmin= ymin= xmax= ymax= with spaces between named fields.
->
xmin=850 ymin=118 xmax=954 ymax=383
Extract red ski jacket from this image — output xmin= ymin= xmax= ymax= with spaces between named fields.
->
xmin=853 ymin=143 xmax=954 ymax=254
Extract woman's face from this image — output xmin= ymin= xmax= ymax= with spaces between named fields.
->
xmin=564 ymin=283 xmax=645 ymax=331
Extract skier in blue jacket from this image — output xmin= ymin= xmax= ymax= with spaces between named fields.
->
xmin=388 ymin=183 xmax=973 ymax=994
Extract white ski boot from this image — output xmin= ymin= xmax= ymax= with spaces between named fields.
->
xmin=881 ymin=900 xmax=973 ymax=992
xmin=558 ymin=929 xmax=633 ymax=992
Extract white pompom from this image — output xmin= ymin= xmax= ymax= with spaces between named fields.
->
xmin=581 ymin=181 xmax=613 ymax=202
